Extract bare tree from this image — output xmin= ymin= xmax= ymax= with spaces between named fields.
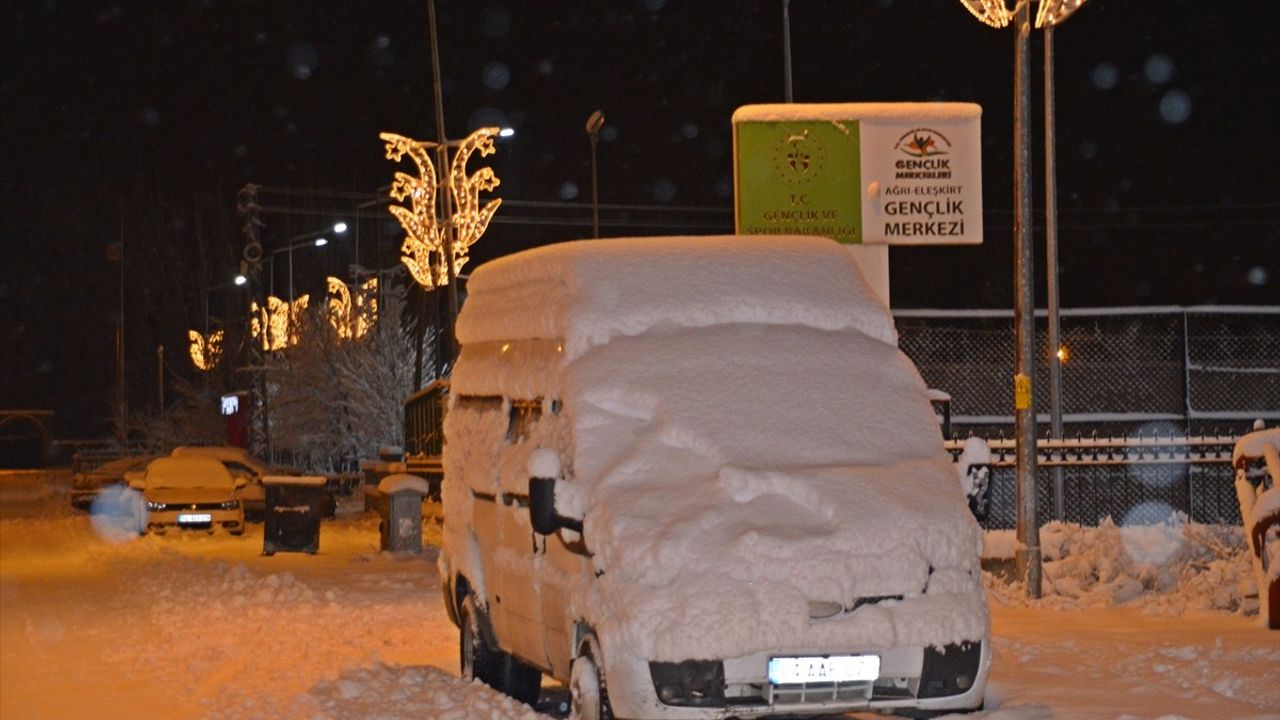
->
xmin=266 ymin=281 xmax=420 ymax=473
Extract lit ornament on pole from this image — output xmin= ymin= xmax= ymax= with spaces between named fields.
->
xmin=380 ymin=127 xmax=502 ymax=289
xmin=327 ymin=276 xmax=378 ymax=339
xmin=188 ymin=329 xmax=224 ymax=371
xmin=250 ymin=295 xmax=309 ymax=351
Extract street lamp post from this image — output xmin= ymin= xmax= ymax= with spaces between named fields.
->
xmin=1011 ymin=0 xmax=1039 ymax=599
xmin=586 ymin=110 xmax=605 ymax=238
xmin=271 ymin=221 xmax=346 ymax=300
xmin=956 ymin=0 xmax=1089 ymax=597
xmin=1044 ymin=22 xmax=1066 ymax=521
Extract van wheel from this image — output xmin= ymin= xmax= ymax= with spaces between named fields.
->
xmin=460 ymin=595 xmax=503 ymax=686
xmin=459 ymin=596 xmax=542 ymax=706
xmin=569 ymin=639 xmax=613 ymax=720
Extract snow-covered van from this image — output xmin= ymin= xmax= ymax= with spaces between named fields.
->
xmin=438 ymin=235 xmax=990 ymax=718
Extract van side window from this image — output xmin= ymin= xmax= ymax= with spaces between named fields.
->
xmin=454 ymin=395 xmax=503 ymax=413
xmin=508 ymin=399 xmax=542 ymax=443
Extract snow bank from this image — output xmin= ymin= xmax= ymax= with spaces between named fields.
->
xmin=309 ymin=664 xmax=552 ymax=720
xmin=985 ymin=517 xmax=1260 ymax=615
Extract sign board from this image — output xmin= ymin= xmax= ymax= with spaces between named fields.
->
xmin=733 ymin=103 xmax=983 ymax=246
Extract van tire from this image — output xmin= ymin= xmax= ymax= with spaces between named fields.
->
xmin=569 ymin=639 xmax=614 ymax=720
xmin=460 ymin=596 xmax=504 ymax=688
xmin=459 ymin=595 xmax=542 ymax=706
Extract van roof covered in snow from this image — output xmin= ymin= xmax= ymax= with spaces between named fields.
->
xmin=455 ymin=235 xmax=896 ymax=360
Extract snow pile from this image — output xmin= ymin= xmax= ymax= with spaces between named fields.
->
xmin=985 ymin=517 xmax=1257 ymax=614
xmin=309 ymin=664 xmax=552 ymax=720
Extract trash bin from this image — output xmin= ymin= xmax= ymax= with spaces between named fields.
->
xmin=376 ymin=473 xmax=431 ymax=553
xmin=262 ymin=475 xmax=328 ymax=555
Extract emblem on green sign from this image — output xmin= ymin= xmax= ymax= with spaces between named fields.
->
xmin=736 ymin=120 xmax=862 ymax=244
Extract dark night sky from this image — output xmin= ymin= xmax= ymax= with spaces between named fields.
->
xmin=2 ymin=0 xmax=1277 ymax=437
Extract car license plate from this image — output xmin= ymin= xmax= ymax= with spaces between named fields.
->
xmin=178 ymin=513 xmax=213 ymax=524
xmin=768 ymin=655 xmax=880 ymax=684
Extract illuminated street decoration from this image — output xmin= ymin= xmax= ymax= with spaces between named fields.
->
xmin=250 ymin=295 xmax=309 ymax=351
xmin=1036 ymin=0 xmax=1087 ymax=27
xmin=327 ymin=276 xmax=378 ymax=339
xmin=446 ymin=128 xmax=503 ymax=279
xmin=380 ymin=127 xmax=501 ymax=290
xmin=188 ymin=329 xmax=223 ymax=371
xmin=958 ymin=0 xmax=1085 ymax=29
xmin=957 ymin=0 xmax=1010 ymax=27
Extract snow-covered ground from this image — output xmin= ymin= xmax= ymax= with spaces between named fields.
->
xmin=3 ymin=469 xmax=1277 ymax=720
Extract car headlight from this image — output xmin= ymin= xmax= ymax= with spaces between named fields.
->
xmin=220 ymin=499 xmax=240 ymax=510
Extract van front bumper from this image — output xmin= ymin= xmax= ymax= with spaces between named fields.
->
xmin=606 ymin=640 xmax=990 ymax=719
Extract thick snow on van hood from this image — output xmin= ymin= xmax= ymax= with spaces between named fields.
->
xmin=563 ymin=324 xmax=986 ymax=661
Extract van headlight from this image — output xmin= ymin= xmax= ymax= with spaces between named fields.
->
xmin=220 ymin=499 xmax=240 ymax=510
xmin=918 ymin=641 xmax=982 ymax=698
xmin=649 ymin=659 xmax=725 ymax=707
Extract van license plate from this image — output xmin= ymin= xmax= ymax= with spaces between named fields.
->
xmin=768 ymin=655 xmax=880 ymax=684
xmin=178 ymin=513 xmax=212 ymax=524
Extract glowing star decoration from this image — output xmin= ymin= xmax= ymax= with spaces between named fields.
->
xmin=326 ymin=277 xmax=379 ymax=340
xmin=380 ymin=127 xmax=502 ymax=289
xmin=188 ymin=329 xmax=224 ymax=371
xmin=250 ymin=295 xmax=309 ymax=351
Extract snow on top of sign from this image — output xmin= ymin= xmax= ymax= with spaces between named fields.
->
xmin=456 ymin=235 xmax=897 ymax=362
xmin=733 ymin=102 xmax=982 ymax=123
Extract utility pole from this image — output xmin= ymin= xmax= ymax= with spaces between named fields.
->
xmin=156 ymin=345 xmax=165 ymax=412
xmin=1011 ymin=0 xmax=1041 ymax=598
xmin=238 ymin=184 xmax=271 ymax=460
xmin=1045 ymin=23 xmax=1066 ymax=521
xmin=428 ymin=0 xmax=458 ymax=368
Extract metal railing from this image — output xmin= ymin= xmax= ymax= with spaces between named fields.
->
xmin=909 ymin=306 xmax=1278 ymax=529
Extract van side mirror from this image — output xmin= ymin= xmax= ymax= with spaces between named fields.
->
xmin=529 ymin=477 xmax=583 ymax=535
xmin=530 ymin=477 xmax=558 ymax=535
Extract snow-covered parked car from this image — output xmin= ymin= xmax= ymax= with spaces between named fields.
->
xmin=169 ymin=445 xmax=333 ymax=520
xmin=438 ymin=235 xmax=990 ymax=719
xmin=128 ymin=456 xmax=246 ymax=536
xmin=1233 ymin=426 xmax=1280 ymax=630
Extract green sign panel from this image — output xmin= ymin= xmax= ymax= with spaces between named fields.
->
xmin=735 ymin=120 xmax=862 ymax=244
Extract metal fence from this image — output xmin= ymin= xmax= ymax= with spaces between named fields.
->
xmin=896 ymin=306 xmax=1280 ymax=528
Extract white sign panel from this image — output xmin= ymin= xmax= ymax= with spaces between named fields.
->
xmin=860 ymin=116 xmax=983 ymax=245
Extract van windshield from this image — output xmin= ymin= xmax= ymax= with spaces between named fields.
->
xmin=567 ymin=323 xmax=943 ymax=476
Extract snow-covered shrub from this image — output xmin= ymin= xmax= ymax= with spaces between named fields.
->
xmin=266 ymin=282 xmax=419 ymax=473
